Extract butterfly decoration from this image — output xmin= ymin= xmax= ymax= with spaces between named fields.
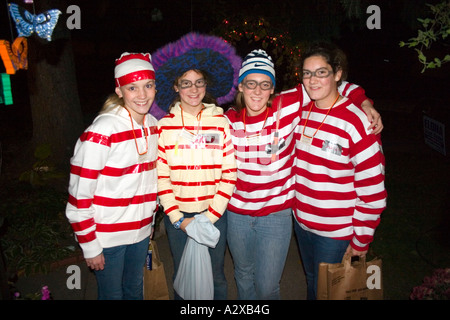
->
xmin=0 ymin=37 xmax=28 ymax=74
xmin=8 ymin=3 xmax=62 ymax=41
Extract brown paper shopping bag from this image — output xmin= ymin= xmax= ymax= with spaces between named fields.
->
xmin=317 ymin=253 xmax=383 ymax=300
xmin=143 ymin=240 xmax=170 ymax=300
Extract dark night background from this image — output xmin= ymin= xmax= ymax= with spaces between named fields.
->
xmin=0 ymin=0 xmax=449 ymax=300
xmin=0 ymin=0 xmax=448 ymax=145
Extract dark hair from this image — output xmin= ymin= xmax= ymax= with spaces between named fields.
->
xmin=168 ymin=69 xmax=217 ymax=111
xmin=301 ymin=42 xmax=348 ymax=86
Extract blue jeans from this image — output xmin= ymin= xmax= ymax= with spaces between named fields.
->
xmin=227 ymin=209 xmax=292 ymax=300
xmin=164 ymin=211 xmax=228 ymax=300
xmin=294 ymin=222 xmax=350 ymax=300
xmin=94 ymin=237 xmax=149 ymax=300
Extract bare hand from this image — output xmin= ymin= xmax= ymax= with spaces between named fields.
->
xmin=180 ymin=217 xmax=194 ymax=232
xmin=361 ymin=99 xmax=383 ymax=135
xmin=345 ymin=244 xmax=368 ymax=258
xmin=86 ymin=253 xmax=105 ymax=270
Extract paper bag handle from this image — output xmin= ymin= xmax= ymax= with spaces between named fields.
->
xmin=342 ymin=252 xmax=367 ymax=270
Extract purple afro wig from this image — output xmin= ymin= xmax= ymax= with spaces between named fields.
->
xmin=150 ymin=32 xmax=242 ymax=119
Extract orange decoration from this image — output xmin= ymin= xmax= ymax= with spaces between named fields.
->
xmin=0 ymin=37 xmax=28 ymax=75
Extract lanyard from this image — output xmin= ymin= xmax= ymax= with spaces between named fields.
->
xmin=243 ymin=107 xmax=269 ymax=136
xmin=242 ymin=96 xmax=283 ymax=162
xmin=181 ymin=104 xmax=205 ymax=135
xmin=175 ymin=105 xmax=205 ymax=155
xmin=271 ymin=95 xmax=283 ymax=161
xmin=302 ymin=92 xmax=340 ymax=139
xmin=125 ymin=108 xmax=148 ymax=155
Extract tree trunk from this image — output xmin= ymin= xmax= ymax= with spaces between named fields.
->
xmin=26 ymin=1 xmax=83 ymax=168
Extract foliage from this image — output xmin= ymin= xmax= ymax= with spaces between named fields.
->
xmin=340 ymin=0 xmax=364 ymax=19
xmin=0 ymin=182 xmax=75 ymax=276
xmin=410 ymin=268 xmax=450 ymax=299
xmin=19 ymin=144 xmax=66 ymax=187
xmin=368 ymin=103 xmax=450 ymax=299
xmin=399 ymin=1 xmax=450 ymax=72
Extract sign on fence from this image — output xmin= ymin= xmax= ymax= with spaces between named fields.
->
xmin=423 ymin=115 xmax=446 ymax=156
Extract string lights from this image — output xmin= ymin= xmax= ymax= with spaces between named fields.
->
xmin=217 ymin=17 xmax=302 ymax=90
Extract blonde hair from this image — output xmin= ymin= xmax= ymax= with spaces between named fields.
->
xmin=99 ymin=94 xmax=124 ymax=114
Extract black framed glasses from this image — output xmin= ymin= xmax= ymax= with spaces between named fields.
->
xmin=242 ymin=80 xmax=274 ymax=91
xmin=178 ymin=79 xmax=207 ymax=89
xmin=302 ymin=68 xmax=333 ymax=79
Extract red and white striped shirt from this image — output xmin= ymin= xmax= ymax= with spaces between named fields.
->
xmin=157 ymin=103 xmax=237 ymax=224
xmin=225 ymin=83 xmax=369 ymax=216
xmin=294 ymin=97 xmax=386 ymax=251
xmin=65 ymin=106 xmax=158 ymax=259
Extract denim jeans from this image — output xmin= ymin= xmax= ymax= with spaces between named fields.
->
xmin=294 ymin=222 xmax=350 ymax=300
xmin=164 ymin=211 xmax=228 ymax=300
xmin=227 ymin=209 xmax=292 ymax=300
xmin=94 ymin=237 xmax=149 ymax=300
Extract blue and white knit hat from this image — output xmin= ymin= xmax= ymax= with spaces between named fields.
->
xmin=238 ymin=49 xmax=276 ymax=87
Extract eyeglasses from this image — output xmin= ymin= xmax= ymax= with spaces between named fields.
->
xmin=302 ymin=68 xmax=333 ymax=79
xmin=242 ymin=80 xmax=274 ymax=91
xmin=178 ymin=79 xmax=207 ymax=89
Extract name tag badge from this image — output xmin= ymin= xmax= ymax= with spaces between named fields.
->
xmin=300 ymin=134 xmax=313 ymax=146
xmin=192 ymin=134 xmax=206 ymax=149
xmin=246 ymin=134 xmax=260 ymax=146
xmin=179 ymin=127 xmax=195 ymax=143
xmin=203 ymin=133 xmax=219 ymax=144
xmin=322 ymin=140 xmax=342 ymax=156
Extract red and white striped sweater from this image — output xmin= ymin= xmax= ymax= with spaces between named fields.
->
xmin=65 ymin=106 xmax=158 ymax=259
xmin=157 ymin=103 xmax=237 ymax=225
xmin=225 ymin=82 xmax=369 ymax=216
xmin=294 ymin=97 xmax=386 ymax=251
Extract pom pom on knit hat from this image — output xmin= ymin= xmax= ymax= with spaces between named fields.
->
xmin=238 ymin=49 xmax=276 ymax=86
xmin=114 ymin=52 xmax=155 ymax=87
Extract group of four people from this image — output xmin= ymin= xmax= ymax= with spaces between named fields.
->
xmin=65 ymin=33 xmax=386 ymax=300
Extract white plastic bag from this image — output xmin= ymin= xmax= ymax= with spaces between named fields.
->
xmin=173 ymin=214 xmax=220 ymax=300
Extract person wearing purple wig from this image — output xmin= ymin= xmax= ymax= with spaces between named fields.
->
xmin=153 ymin=33 xmax=239 ymax=300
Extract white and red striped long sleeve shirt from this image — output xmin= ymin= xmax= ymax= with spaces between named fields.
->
xmin=294 ymin=97 xmax=386 ymax=251
xmin=225 ymin=82 xmax=368 ymax=217
xmin=157 ymin=103 xmax=237 ymax=224
xmin=65 ymin=106 xmax=158 ymax=259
